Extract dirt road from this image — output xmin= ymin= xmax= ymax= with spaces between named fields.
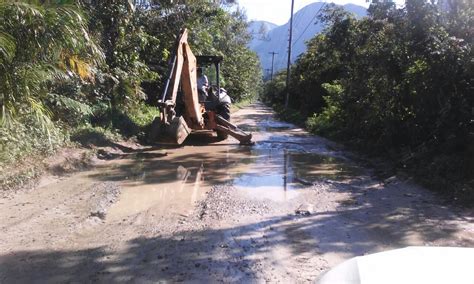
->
xmin=1 ymin=103 xmax=473 ymax=283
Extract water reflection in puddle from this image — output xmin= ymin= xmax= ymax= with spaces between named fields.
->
xmin=232 ymin=147 xmax=359 ymax=202
xmin=98 ymin=135 xmax=360 ymax=217
xmin=106 ymin=162 xmax=207 ymax=220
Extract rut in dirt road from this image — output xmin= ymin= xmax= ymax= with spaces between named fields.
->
xmin=1 ymin=103 xmax=473 ymax=283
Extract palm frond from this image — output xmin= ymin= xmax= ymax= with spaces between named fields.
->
xmin=0 ymin=32 xmax=16 ymax=64
xmin=0 ymin=0 xmax=102 ymax=124
xmin=1 ymin=103 xmax=16 ymax=128
xmin=22 ymin=96 xmax=54 ymax=149
xmin=66 ymin=55 xmax=94 ymax=80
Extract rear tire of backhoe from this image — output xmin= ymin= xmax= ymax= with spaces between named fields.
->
xmin=217 ymin=103 xmax=231 ymax=121
xmin=216 ymin=103 xmax=231 ymax=140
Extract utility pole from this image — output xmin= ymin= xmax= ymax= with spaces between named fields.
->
xmin=265 ymin=68 xmax=271 ymax=80
xmin=268 ymin=51 xmax=278 ymax=81
xmin=285 ymin=0 xmax=295 ymax=109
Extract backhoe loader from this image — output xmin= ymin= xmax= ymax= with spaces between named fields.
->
xmin=149 ymin=28 xmax=253 ymax=145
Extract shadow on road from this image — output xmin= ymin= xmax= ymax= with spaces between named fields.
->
xmin=1 ymin=188 xmax=471 ymax=282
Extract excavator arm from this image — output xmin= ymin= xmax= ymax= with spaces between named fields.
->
xmin=160 ymin=29 xmax=203 ymax=129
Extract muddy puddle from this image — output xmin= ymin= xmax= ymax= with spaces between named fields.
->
xmin=232 ymin=147 xmax=360 ymax=202
xmin=80 ymin=125 xmax=361 ymax=218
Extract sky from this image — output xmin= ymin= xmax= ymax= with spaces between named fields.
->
xmin=237 ymin=0 xmax=405 ymax=25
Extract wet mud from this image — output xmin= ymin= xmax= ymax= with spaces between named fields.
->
xmin=0 ymin=103 xmax=473 ymax=283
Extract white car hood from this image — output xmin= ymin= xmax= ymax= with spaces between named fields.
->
xmin=317 ymin=246 xmax=474 ymax=284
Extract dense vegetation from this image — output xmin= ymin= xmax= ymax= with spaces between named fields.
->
xmin=262 ymin=0 xmax=473 ymax=201
xmin=0 ymin=0 xmax=262 ymax=171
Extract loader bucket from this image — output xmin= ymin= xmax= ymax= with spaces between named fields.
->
xmin=149 ymin=116 xmax=191 ymax=145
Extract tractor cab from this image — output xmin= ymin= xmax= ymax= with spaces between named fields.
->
xmin=196 ymin=55 xmax=222 ymax=94
xmin=195 ymin=55 xmax=231 ymax=122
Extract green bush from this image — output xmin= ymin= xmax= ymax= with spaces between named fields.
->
xmin=128 ymin=103 xmax=160 ymax=127
xmin=273 ymin=104 xmax=306 ymax=126
xmin=70 ymin=125 xmax=121 ymax=148
xmin=306 ymin=82 xmax=344 ymax=137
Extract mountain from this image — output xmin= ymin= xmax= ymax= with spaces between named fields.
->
xmin=248 ymin=2 xmax=367 ymax=74
xmin=247 ymin=21 xmax=278 ymax=50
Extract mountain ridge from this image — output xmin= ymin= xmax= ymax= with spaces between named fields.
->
xmin=248 ymin=2 xmax=367 ymax=74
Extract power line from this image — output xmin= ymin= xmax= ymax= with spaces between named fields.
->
xmin=292 ymin=2 xmax=327 ymax=47
xmin=269 ymin=2 xmax=327 ymax=86
xmin=291 ymin=6 xmax=304 ymax=38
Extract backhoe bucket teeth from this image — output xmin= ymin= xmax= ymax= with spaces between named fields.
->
xmin=149 ymin=116 xmax=191 ymax=145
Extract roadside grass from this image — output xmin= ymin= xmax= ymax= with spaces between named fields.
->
xmin=231 ymin=97 xmax=257 ymax=112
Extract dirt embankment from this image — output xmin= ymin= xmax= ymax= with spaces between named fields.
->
xmin=1 ymin=147 xmax=90 ymax=194
xmin=1 ymin=103 xmax=473 ymax=283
